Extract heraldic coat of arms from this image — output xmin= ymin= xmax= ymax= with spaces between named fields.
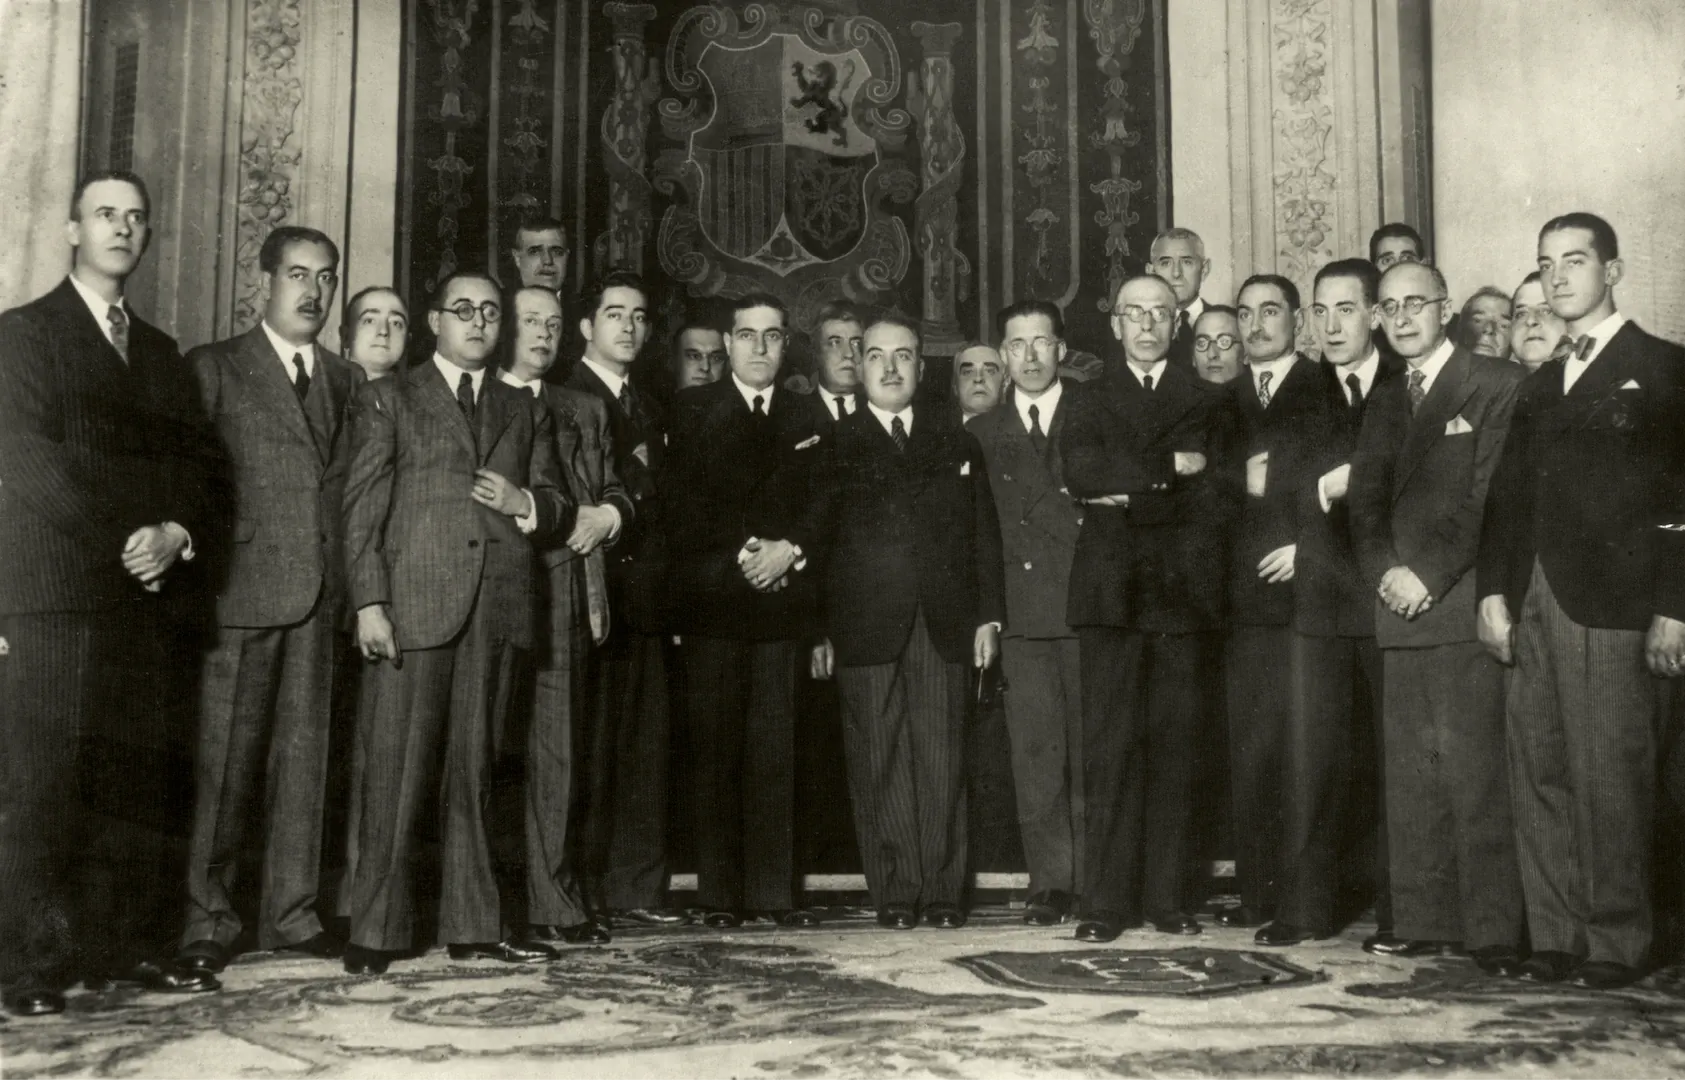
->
xmin=656 ymin=5 xmax=918 ymax=324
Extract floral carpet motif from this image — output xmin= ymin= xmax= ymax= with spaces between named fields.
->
xmin=956 ymin=947 xmax=1319 ymax=998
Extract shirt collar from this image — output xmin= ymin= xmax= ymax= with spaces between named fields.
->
xmin=580 ymin=355 xmax=628 ymax=398
xmin=1182 ymin=296 xmax=1206 ymax=325
xmin=1125 ymin=358 xmax=1167 ymax=387
xmin=820 ymin=390 xmax=854 ymax=420
xmin=1406 ymin=336 xmax=1456 ymax=395
xmin=261 ymin=320 xmax=316 ymax=374
xmin=498 ymin=368 xmax=543 ymax=398
xmin=433 ymin=352 xmax=486 ymax=395
xmin=1014 ymin=379 xmax=1063 ymax=431
xmin=866 ymin=400 xmax=912 ymax=437
xmin=1250 ymin=351 xmax=1297 ymax=393
xmin=1340 ymin=348 xmax=1381 ymax=398
xmin=68 ymin=272 xmax=126 ymax=336
xmin=731 ymin=372 xmax=775 ymax=411
xmin=1575 ymin=310 xmax=1627 ymax=366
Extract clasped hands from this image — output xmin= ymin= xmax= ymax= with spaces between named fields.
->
xmin=469 ymin=468 xmax=533 ymax=518
xmin=739 ymin=537 xmax=797 ymax=592
xmin=1379 ymin=565 xmax=1433 ymax=619
xmin=123 ymin=523 xmax=189 ymax=591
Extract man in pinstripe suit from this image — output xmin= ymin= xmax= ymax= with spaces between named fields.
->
xmin=0 ymin=172 xmax=221 ymax=1015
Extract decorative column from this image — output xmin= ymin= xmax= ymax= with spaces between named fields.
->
xmin=594 ymin=1 xmax=659 ymax=275
xmin=229 ymin=0 xmax=306 ymax=334
xmin=908 ymin=21 xmax=968 ymax=356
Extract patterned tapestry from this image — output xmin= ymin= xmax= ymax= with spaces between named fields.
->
xmin=396 ymin=0 xmax=1169 ymax=359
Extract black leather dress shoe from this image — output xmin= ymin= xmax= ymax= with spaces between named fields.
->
xmin=447 ymin=939 xmax=559 ymax=964
xmin=776 ymin=908 xmax=822 ymax=928
xmin=1573 ymin=960 xmax=1644 ymax=990
xmin=119 ymin=960 xmax=219 ymax=994
xmin=1470 ymin=944 xmax=1525 ymax=977
xmin=703 ymin=910 xmax=742 ymax=929
xmin=1213 ymin=906 xmax=1263 ymax=929
xmin=614 ymin=907 xmax=690 ymax=927
xmin=877 ymin=904 xmax=917 ymax=930
xmin=1371 ymin=938 xmax=1461 ymax=958
xmin=1255 ymin=921 xmax=1320 ymax=946
xmin=342 ymin=945 xmax=390 ymax=975
xmin=1023 ymin=890 xmax=1073 ymax=926
xmin=1516 ymin=949 xmax=1580 ymax=983
xmin=531 ymin=922 xmax=612 ymax=945
xmin=5 ymin=988 xmax=66 ymax=1016
xmin=176 ymin=939 xmax=231 ymax=975
xmin=1075 ymin=913 xmax=1124 ymax=943
xmin=1146 ymin=910 xmax=1202 ymax=936
xmin=924 ymin=904 xmax=966 ymax=929
xmin=275 ymin=932 xmax=344 ymax=960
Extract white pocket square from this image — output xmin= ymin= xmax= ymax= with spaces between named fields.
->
xmin=1444 ymin=415 xmax=1474 ymax=435
xmin=960 ymin=461 xmax=971 ymax=476
xmin=1620 ymin=379 xmax=1642 ymax=390
xmin=794 ymin=435 xmax=821 ymax=450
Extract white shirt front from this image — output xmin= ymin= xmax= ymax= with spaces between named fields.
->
xmin=731 ymin=373 xmax=775 ymax=413
xmin=1405 ymin=336 xmax=1456 ymax=400
xmin=1125 ymin=359 xmax=1167 ymax=389
xmin=497 ymin=368 xmax=542 ymax=398
xmin=1563 ymin=310 xmax=1628 ymax=393
xmin=1249 ymin=352 xmax=1298 ymax=403
xmin=261 ymin=320 xmax=316 ymax=378
xmin=67 ymin=272 xmax=128 ymax=348
xmin=1180 ymin=296 xmax=1206 ymax=330
xmin=819 ymin=388 xmax=856 ymax=421
xmin=1338 ymin=349 xmax=1381 ymax=404
xmin=433 ymin=352 xmax=487 ymax=403
xmin=1014 ymin=379 xmax=1064 ymax=435
xmin=580 ymin=355 xmax=630 ymax=400
xmin=866 ymin=400 xmax=913 ymax=439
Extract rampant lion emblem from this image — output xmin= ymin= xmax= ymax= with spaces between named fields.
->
xmin=789 ymin=59 xmax=856 ymax=146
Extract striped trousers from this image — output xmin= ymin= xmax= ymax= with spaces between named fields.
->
xmin=1508 ymin=559 xmax=1657 ymax=967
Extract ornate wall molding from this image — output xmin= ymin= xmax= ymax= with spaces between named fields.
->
xmin=909 ymin=21 xmax=968 ymax=354
xmin=1084 ymin=0 xmax=1148 ymax=314
xmin=1006 ymin=0 xmax=1080 ymax=309
xmin=232 ymin=0 xmax=304 ymax=333
xmin=498 ymin=0 xmax=560 ymax=229
xmin=594 ymin=1 xmax=660 ymax=275
xmin=1269 ymin=0 xmax=1337 ymax=293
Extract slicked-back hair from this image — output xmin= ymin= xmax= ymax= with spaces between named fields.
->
xmin=864 ymin=311 xmax=923 ymax=355
xmin=1238 ymin=273 xmax=1301 ymax=312
xmin=511 ymin=214 xmax=568 ymax=244
xmin=70 ymin=169 xmax=151 ymax=220
xmin=670 ymin=316 xmax=721 ymax=349
xmin=1368 ymin=222 xmax=1424 ymax=263
xmin=1515 ymin=270 xmax=1543 ymax=293
xmin=1196 ymin=303 xmax=1239 ymax=323
xmin=731 ymin=291 xmax=789 ymax=328
xmin=1315 ymin=257 xmax=1381 ymax=306
xmin=428 ymin=268 xmax=502 ymax=311
xmin=341 ymin=285 xmax=406 ymax=338
xmin=260 ymin=225 xmax=340 ymax=275
xmin=812 ymin=299 xmax=867 ymax=335
xmin=1112 ymin=273 xmax=1177 ymax=309
xmin=996 ymin=299 xmax=1064 ymax=340
xmin=1150 ymin=227 xmax=1205 ymax=255
xmin=1379 ymin=259 xmax=1448 ymax=298
xmin=1540 ymin=211 xmax=1619 ymax=262
xmin=578 ymin=268 xmax=649 ymax=319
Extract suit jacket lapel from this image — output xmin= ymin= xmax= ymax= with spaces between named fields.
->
xmin=412 ymin=362 xmax=478 ymax=457
xmin=319 ymin=347 xmax=353 ymax=465
xmin=240 ymin=327 xmax=316 ymax=450
xmin=1394 ymin=346 xmax=1477 ymax=497
xmin=1557 ymin=325 xmax=1634 ymax=427
xmin=477 ymin=380 xmax=516 ymax=464
xmin=50 ymin=280 xmax=132 ymax=382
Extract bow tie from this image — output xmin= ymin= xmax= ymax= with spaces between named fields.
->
xmin=1550 ymin=334 xmax=1594 ymax=364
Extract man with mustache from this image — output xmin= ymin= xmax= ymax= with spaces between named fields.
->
xmin=1217 ymin=275 xmax=1346 ymax=935
xmin=342 ymin=287 xmax=410 ymax=380
xmin=1506 ymin=273 xmax=1567 ymax=374
xmin=509 ymin=216 xmax=571 ymax=300
xmin=1348 ymin=261 xmax=1525 ymax=975
xmin=953 ymin=343 xmax=1006 ymax=425
xmin=1148 ymin=227 xmax=1213 ymax=369
xmin=498 ymin=285 xmax=632 ymax=947
xmin=0 ymin=170 xmax=221 ymax=1015
xmin=1479 ymin=212 xmax=1685 ymax=988
xmin=340 ymin=270 xmax=570 ymax=974
xmin=177 ymin=226 xmax=361 ymax=977
xmin=1063 ymin=275 xmax=1241 ymax=942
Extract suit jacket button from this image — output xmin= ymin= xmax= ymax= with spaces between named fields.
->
xmin=1023 ymin=561 xmax=1033 ymax=570
xmin=1076 ymin=516 xmax=1084 ymax=525
xmin=468 ymin=539 xmax=479 ymax=548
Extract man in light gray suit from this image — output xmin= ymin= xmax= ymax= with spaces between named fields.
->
xmin=178 ymin=226 xmax=361 ymax=975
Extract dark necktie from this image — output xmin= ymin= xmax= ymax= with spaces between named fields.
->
xmin=1407 ymin=369 xmax=1426 ymax=412
xmin=1257 ymin=370 xmax=1274 ymax=408
xmin=107 ymin=305 xmax=129 ymax=364
xmin=752 ymin=393 xmax=766 ymax=417
xmin=834 ymin=395 xmax=847 ymax=419
xmin=457 ymin=371 xmax=476 ymax=421
xmin=617 ymin=381 xmax=635 ymax=419
xmin=890 ymin=415 xmax=907 ymax=453
xmin=292 ymin=352 xmax=310 ymax=402
xmin=1142 ymin=373 xmax=1154 ymax=393
xmin=1027 ymin=403 xmax=1047 ymax=456
xmin=1346 ymin=372 xmax=1363 ymax=415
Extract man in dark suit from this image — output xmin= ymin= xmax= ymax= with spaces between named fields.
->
xmin=953 ymin=343 xmax=1005 ymax=425
xmin=563 ymin=271 xmax=686 ymax=926
xmin=1218 ymin=275 xmax=1346 ymax=933
xmin=1478 ymin=212 xmax=1685 ymax=988
xmin=808 ymin=300 xmax=865 ymax=428
xmin=340 ymin=270 xmax=571 ymax=974
xmin=508 ymin=215 xmax=571 ymax=300
xmin=1062 ymin=274 xmax=1241 ymax=942
xmin=810 ymin=314 xmax=1005 ymax=929
xmin=1348 ymin=261 xmax=1525 ymax=974
xmin=341 ymin=286 xmax=409 ymax=381
xmin=665 ymin=293 xmax=827 ymax=928
xmin=498 ymin=286 xmax=633 ymax=947
xmin=1191 ymin=305 xmax=1245 ymax=386
xmin=1149 ymin=228 xmax=1212 ymax=369
xmin=177 ymin=226 xmax=359 ymax=976
xmin=0 ymin=171 xmax=219 ymax=1015
xmin=969 ymin=300 xmax=1086 ymax=926
xmin=668 ymin=318 xmax=727 ymax=391
xmin=1258 ymin=258 xmax=1400 ymax=947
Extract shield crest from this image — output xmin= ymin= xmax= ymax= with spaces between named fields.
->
xmin=690 ymin=35 xmax=878 ymax=276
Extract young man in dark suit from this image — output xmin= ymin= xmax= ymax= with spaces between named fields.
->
xmin=808 ymin=300 xmax=866 ymax=428
xmin=1258 ymin=258 xmax=1401 ymax=948
xmin=0 ymin=171 xmax=220 ymax=1014
xmin=1218 ymin=275 xmax=1347 ymax=932
xmin=810 ymin=314 xmax=1006 ymax=929
xmin=340 ymin=270 xmax=570 ymax=974
xmin=563 ymin=271 xmax=687 ymax=927
xmin=498 ymin=286 xmax=634 ymax=947
xmin=1348 ymin=261 xmax=1525 ymax=975
xmin=1149 ymin=228 xmax=1213 ymax=369
xmin=1062 ymin=275 xmax=1242 ymax=942
xmin=969 ymin=300 xmax=1086 ymax=926
xmin=665 ymin=293 xmax=827 ymax=928
xmin=177 ymin=226 xmax=360 ymax=976
xmin=1478 ymin=212 xmax=1685 ymax=988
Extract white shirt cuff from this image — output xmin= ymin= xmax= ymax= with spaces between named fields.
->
xmin=601 ymin=503 xmax=623 ymax=541
xmin=1317 ymin=474 xmax=1335 ymax=514
xmin=516 ymin=489 xmax=539 ymax=533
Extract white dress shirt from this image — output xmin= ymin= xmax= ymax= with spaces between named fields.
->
xmin=731 ymin=373 xmax=775 ymax=412
xmin=1339 ymin=349 xmax=1381 ymax=405
xmin=1180 ymin=296 xmax=1206 ymax=332
xmin=1563 ymin=310 xmax=1628 ymax=393
xmin=1405 ymin=336 xmax=1456 ymax=400
xmin=498 ymin=368 xmax=621 ymax=539
xmin=579 ymin=355 xmax=630 ymax=400
xmin=820 ymin=388 xmax=856 ymax=421
xmin=867 ymin=400 xmax=913 ymax=438
xmin=1014 ymin=379 xmax=1063 ymax=435
xmin=67 ymin=272 xmax=128 ymax=348
xmin=1125 ymin=359 xmax=1167 ymax=389
xmin=261 ymin=320 xmax=316 ymax=377
xmin=1249 ymin=353 xmax=1298 ymax=403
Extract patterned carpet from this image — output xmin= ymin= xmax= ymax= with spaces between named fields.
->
xmin=3 ymin=911 xmax=1683 ymax=1078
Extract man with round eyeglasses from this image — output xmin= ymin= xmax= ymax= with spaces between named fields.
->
xmin=1191 ymin=306 xmax=1244 ymax=385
